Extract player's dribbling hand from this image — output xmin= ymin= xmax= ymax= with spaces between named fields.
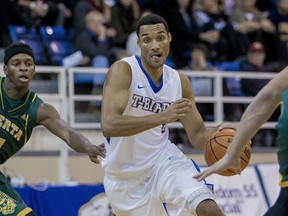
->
xmin=87 ymin=143 xmax=106 ymax=164
xmin=161 ymin=98 xmax=192 ymax=123
xmin=193 ymin=153 xmax=242 ymax=181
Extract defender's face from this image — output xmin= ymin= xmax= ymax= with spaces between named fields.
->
xmin=3 ymin=53 xmax=35 ymax=87
xmin=137 ymin=23 xmax=171 ymax=69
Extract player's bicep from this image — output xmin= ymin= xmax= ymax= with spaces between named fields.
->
xmin=101 ymin=61 xmax=132 ymax=123
xmin=178 ymin=72 xmax=206 ymax=146
xmin=37 ymin=103 xmax=69 ymax=140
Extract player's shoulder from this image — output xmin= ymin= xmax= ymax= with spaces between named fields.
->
xmin=106 ymin=57 xmax=133 ymax=85
xmin=171 ymin=68 xmax=189 ymax=83
xmin=109 ymin=56 xmax=134 ymax=71
xmin=36 ymin=102 xmax=59 ymax=124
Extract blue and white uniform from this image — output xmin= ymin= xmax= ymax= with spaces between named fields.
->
xmin=102 ymin=56 xmax=215 ymax=216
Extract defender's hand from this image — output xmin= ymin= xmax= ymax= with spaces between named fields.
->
xmin=87 ymin=143 xmax=106 ymax=164
xmin=194 ymin=154 xmax=241 ymax=181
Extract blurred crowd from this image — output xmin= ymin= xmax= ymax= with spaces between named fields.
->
xmin=0 ymin=0 xmax=288 ymax=70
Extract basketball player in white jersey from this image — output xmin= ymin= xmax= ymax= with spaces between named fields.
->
xmin=101 ymin=14 xmax=225 ymax=216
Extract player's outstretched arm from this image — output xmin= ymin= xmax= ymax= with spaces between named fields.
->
xmin=195 ymin=66 xmax=288 ymax=181
xmin=36 ymin=103 xmax=106 ymax=163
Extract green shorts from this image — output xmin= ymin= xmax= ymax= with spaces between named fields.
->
xmin=0 ymin=171 xmax=33 ymax=216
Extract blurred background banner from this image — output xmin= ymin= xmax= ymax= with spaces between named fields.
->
xmin=205 ymin=165 xmax=279 ymax=216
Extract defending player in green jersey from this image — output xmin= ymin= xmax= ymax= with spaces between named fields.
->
xmin=0 ymin=42 xmax=105 ymax=215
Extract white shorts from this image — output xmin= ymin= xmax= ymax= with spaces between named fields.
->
xmin=104 ymin=145 xmax=215 ymax=216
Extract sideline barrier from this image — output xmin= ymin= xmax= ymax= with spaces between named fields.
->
xmin=15 ymin=163 xmax=280 ymax=216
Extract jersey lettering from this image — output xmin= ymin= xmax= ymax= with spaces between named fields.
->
xmin=131 ymin=94 xmax=172 ymax=113
xmin=0 ymin=114 xmax=23 ymax=141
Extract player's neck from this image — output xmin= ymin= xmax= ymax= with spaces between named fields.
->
xmin=3 ymin=79 xmax=29 ymax=100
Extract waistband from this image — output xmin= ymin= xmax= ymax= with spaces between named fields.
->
xmin=105 ymin=165 xmax=154 ymax=180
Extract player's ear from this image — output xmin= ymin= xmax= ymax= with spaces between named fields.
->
xmin=168 ymin=32 xmax=172 ymax=42
xmin=3 ymin=65 xmax=8 ymax=76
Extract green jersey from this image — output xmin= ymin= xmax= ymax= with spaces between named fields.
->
xmin=276 ymin=88 xmax=288 ymax=187
xmin=0 ymin=77 xmax=43 ymax=164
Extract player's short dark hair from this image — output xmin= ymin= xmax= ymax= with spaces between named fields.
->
xmin=136 ymin=14 xmax=169 ymax=36
xmin=4 ymin=42 xmax=35 ymax=65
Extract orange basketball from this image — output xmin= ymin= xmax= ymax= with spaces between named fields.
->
xmin=204 ymin=128 xmax=252 ymax=176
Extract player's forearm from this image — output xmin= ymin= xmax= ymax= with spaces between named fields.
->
xmin=66 ymin=130 xmax=92 ymax=153
xmin=101 ymin=114 xmax=164 ymax=137
xmin=228 ymin=90 xmax=280 ymax=157
xmin=192 ymin=126 xmax=220 ymax=150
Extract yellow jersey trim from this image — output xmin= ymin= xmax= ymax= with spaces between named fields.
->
xmin=17 ymin=207 xmax=33 ymax=216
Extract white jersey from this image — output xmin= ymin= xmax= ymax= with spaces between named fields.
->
xmin=102 ymin=56 xmax=182 ymax=175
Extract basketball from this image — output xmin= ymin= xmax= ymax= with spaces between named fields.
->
xmin=204 ymin=128 xmax=251 ymax=176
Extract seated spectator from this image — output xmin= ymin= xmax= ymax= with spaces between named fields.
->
xmin=0 ymin=1 xmax=12 ymax=47
xmin=186 ymin=43 xmax=216 ymax=71
xmin=111 ymin=0 xmax=140 ymax=48
xmin=239 ymin=42 xmax=280 ymax=146
xmin=229 ymin=0 xmax=282 ymax=63
xmin=239 ymin=42 xmax=277 ymax=95
xmin=165 ymin=0 xmax=198 ymax=68
xmin=110 ymin=0 xmax=140 ymax=59
xmin=73 ymin=10 xmax=113 ymax=67
xmin=73 ymin=10 xmax=113 ymax=96
xmin=194 ymin=0 xmax=239 ymax=62
xmin=267 ymin=0 xmax=288 ymax=64
xmin=126 ymin=9 xmax=152 ymax=56
xmin=166 ymin=0 xmax=224 ymax=68
xmin=16 ymin=0 xmax=71 ymax=27
xmin=186 ymin=43 xmax=216 ymax=121
xmin=73 ymin=0 xmax=115 ymax=34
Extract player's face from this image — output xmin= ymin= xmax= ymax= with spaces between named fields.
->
xmin=137 ymin=23 xmax=171 ymax=69
xmin=3 ymin=53 xmax=35 ymax=87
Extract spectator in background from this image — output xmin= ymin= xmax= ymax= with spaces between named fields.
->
xmin=165 ymin=0 xmax=220 ymax=69
xmin=73 ymin=0 xmax=117 ymax=60
xmin=239 ymin=42 xmax=277 ymax=96
xmin=229 ymin=0 xmax=282 ymax=63
xmin=0 ymin=0 xmax=73 ymax=47
xmin=50 ymin=0 xmax=75 ymax=28
xmin=126 ymin=9 xmax=152 ymax=56
xmin=0 ymin=0 xmax=12 ymax=47
xmin=73 ymin=0 xmax=116 ymax=34
xmin=135 ymin=0 xmax=167 ymax=18
xmin=110 ymin=0 xmax=140 ymax=59
xmin=239 ymin=42 xmax=280 ymax=146
xmin=267 ymin=0 xmax=288 ymax=65
xmin=73 ymin=10 xmax=112 ymax=67
xmin=16 ymin=0 xmax=71 ymax=27
xmin=73 ymin=10 xmax=113 ymax=100
xmin=187 ymin=43 xmax=216 ymax=71
xmin=187 ymin=43 xmax=216 ymax=122
xmin=194 ymin=0 xmax=239 ymax=62
xmin=170 ymin=43 xmax=216 ymax=150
